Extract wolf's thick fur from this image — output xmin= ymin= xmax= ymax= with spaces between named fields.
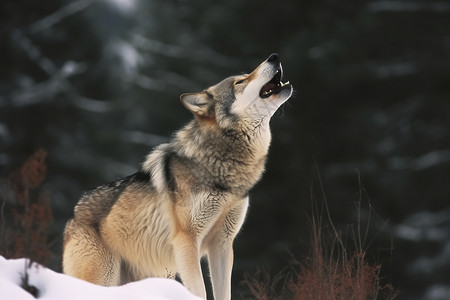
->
xmin=63 ymin=53 xmax=293 ymax=300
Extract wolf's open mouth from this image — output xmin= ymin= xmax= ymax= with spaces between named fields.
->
xmin=259 ymin=69 xmax=290 ymax=99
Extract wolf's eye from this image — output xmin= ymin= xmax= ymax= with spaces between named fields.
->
xmin=235 ymin=79 xmax=245 ymax=85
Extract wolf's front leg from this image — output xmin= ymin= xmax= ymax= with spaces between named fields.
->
xmin=173 ymin=232 xmax=206 ymax=299
xmin=208 ymin=198 xmax=249 ymax=300
xmin=208 ymin=240 xmax=233 ymax=300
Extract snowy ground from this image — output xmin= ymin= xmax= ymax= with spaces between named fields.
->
xmin=0 ymin=256 xmax=202 ymax=300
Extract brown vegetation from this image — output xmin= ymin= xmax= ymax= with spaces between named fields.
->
xmin=243 ymin=209 xmax=397 ymax=300
xmin=0 ymin=149 xmax=52 ymax=296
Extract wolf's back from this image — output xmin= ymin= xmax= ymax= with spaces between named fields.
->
xmin=70 ymin=171 xmax=152 ymax=225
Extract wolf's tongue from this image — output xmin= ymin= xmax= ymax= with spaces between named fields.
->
xmin=261 ymin=82 xmax=277 ymax=93
xmin=260 ymin=69 xmax=283 ymax=98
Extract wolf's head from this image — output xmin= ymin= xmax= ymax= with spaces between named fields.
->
xmin=180 ymin=53 xmax=293 ymax=129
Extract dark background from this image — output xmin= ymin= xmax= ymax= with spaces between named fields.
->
xmin=1 ymin=0 xmax=450 ymax=299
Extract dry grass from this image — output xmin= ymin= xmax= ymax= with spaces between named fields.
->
xmin=243 ymin=215 xmax=397 ymax=300
xmin=243 ymin=173 xmax=398 ymax=300
xmin=0 ymin=149 xmax=52 ymax=296
xmin=1 ymin=149 xmax=52 ymax=264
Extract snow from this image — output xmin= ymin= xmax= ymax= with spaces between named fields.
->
xmin=105 ymin=0 xmax=137 ymax=13
xmin=425 ymin=285 xmax=450 ymax=300
xmin=388 ymin=150 xmax=450 ymax=171
xmin=110 ymin=40 xmax=142 ymax=75
xmin=0 ymin=256 xmax=202 ymax=300
xmin=394 ymin=208 xmax=450 ymax=242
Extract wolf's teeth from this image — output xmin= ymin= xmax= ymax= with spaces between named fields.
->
xmin=281 ymin=81 xmax=290 ymax=87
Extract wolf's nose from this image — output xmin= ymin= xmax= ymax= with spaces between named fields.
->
xmin=267 ymin=53 xmax=280 ymax=63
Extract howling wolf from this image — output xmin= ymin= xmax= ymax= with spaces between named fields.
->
xmin=63 ymin=53 xmax=293 ymax=300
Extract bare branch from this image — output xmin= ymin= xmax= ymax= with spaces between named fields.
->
xmin=132 ymin=34 xmax=238 ymax=67
xmin=29 ymin=0 xmax=97 ymax=33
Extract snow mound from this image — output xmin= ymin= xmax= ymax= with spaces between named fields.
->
xmin=0 ymin=256 xmax=202 ymax=300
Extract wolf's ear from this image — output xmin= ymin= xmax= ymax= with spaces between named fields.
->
xmin=180 ymin=92 xmax=214 ymax=117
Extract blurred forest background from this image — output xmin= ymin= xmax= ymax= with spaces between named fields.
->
xmin=1 ymin=0 xmax=450 ymax=299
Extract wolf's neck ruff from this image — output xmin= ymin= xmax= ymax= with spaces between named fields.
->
xmin=174 ymin=118 xmax=269 ymax=195
xmin=142 ymin=116 xmax=269 ymax=200
xmin=63 ymin=53 xmax=293 ymax=300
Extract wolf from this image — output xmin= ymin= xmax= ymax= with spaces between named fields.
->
xmin=62 ymin=53 xmax=293 ymax=300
